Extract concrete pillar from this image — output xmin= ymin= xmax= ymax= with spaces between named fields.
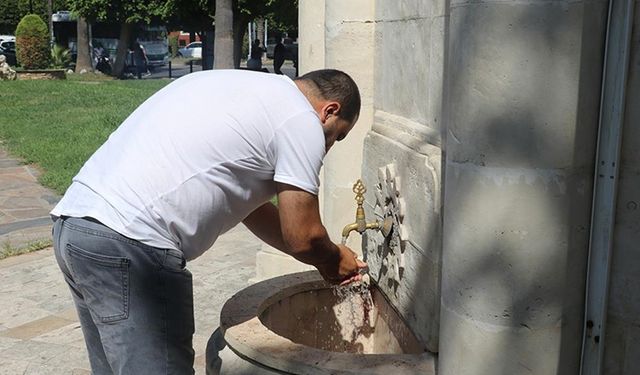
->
xmin=298 ymin=0 xmax=326 ymax=74
xmin=321 ymin=0 xmax=376 ymax=251
xmin=439 ymin=3 xmax=608 ymax=374
xmin=252 ymin=1 xmax=329 ymax=281
xmin=604 ymin=8 xmax=640 ymax=374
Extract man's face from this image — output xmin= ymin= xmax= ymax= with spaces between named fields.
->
xmin=319 ymin=102 xmax=357 ymax=152
xmin=322 ymin=115 xmax=356 ymax=152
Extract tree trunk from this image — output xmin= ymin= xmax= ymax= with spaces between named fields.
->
xmin=75 ymin=17 xmax=93 ymax=73
xmin=201 ymin=29 xmax=214 ymax=70
xmin=213 ymin=0 xmax=233 ymax=69
xmin=112 ymin=22 xmax=134 ymax=78
xmin=232 ymin=13 xmax=249 ymax=69
xmin=47 ymin=0 xmax=53 ymax=44
xmin=256 ymin=17 xmax=264 ymax=58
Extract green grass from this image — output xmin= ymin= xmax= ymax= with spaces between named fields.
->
xmin=0 ymin=76 xmax=169 ymax=194
xmin=0 ymin=239 xmax=53 ymax=260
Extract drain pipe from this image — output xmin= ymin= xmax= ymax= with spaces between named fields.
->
xmin=580 ymin=1 xmax=635 ymax=374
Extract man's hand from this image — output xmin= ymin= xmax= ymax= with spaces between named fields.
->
xmin=244 ymin=183 xmax=368 ymax=285
xmin=315 ymin=244 xmax=368 ymax=284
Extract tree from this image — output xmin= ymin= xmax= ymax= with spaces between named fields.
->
xmin=1 ymin=0 xmax=72 ymax=37
xmin=213 ymin=0 xmax=233 ymax=68
xmin=231 ymin=0 xmax=298 ymax=68
xmin=0 ymin=0 xmax=21 ymax=34
xmin=17 ymin=0 xmax=47 ymax=24
xmin=70 ymin=0 xmax=174 ymax=77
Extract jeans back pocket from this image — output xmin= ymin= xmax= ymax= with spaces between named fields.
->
xmin=66 ymin=243 xmax=130 ymax=323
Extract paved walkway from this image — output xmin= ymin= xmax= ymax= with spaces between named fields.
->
xmin=0 ymin=143 xmax=59 ymax=254
xmin=0 ymin=145 xmax=262 ymax=374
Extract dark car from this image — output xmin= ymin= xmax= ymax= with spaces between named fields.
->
xmin=0 ymin=40 xmax=17 ymax=66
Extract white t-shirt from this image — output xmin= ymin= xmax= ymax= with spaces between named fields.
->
xmin=51 ymin=70 xmax=326 ymax=260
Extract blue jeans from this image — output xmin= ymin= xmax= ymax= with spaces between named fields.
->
xmin=53 ymin=217 xmax=195 ymax=374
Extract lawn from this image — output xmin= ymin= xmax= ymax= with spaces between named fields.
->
xmin=0 ymin=75 xmax=169 ymax=194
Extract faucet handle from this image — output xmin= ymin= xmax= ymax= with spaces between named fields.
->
xmin=352 ymin=179 xmax=366 ymax=204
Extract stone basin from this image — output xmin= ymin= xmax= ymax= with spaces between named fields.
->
xmin=215 ymin=271 xmax=436 ymax=374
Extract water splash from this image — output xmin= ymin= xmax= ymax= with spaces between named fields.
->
xmin=331 ymin=278 xmax=376 ymax=353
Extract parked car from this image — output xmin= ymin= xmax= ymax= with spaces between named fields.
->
xmin=0 ymin=40 xmax=17 ymax=66
xmin=51 ymin=11 xmax=73 ymax=22
xmin=177 ymin=42 xmax=202 ymax=59
xmin=0 ymin=35 xmax=15 ymax=43
xmin=0 ymin=40 xmax=15 ymax=51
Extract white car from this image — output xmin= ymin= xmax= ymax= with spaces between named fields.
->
xmin=0 ymin=35 xmax=15 ymax=43
xmin=178 ymin=42 xmax=202 ymax=59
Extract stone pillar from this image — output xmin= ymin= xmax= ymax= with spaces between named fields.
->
xmin=298 ymin=0 xmax=326 ymax=74
xmin=252 ymin=1 xmax=329 ymax=282
xmin=253 ymin=0 xmax=377 ymax=280
xmin=439 ymin=3 xmax=608 ymax=374
xmin=321 ymin=0 xmax=376 ymax=251
xmin=604 ymin=8 xmax=640 ymax=375
xmin=360 ymin=0 xmax=447 ymax=353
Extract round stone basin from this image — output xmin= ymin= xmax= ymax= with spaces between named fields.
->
xmin=219 ymin=271 xmax=436 ymax=374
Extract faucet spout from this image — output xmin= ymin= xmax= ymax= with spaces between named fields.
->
xmin=340 ymin=179 xmax=381 ymax=244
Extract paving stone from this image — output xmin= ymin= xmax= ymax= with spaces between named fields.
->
xmin=4 ymin=208 xmax=51 ymax=221
xmin=0 ymin=166 xmax=31 ymax=176
xmin=0 ymin=297 xmax=52 ymax=329
xmin=0 ymin=339 xmax=70 ymax=363
xmin=0 ymin=359 xmax=29 ymax=375
xmin=0 ymin=159 xmax=21 ymax=168
xmin=1 ymin=315 xmax=74 ymax=340
xmin=32 ymin=322 xmax=85 ymax=348
xmin=45 ymin=346 xmax=91 ymax=370
xmin=1 ymin=197 xmax=51 ymax=210
xmin=0 ymin=336 xmax=22 ymax=351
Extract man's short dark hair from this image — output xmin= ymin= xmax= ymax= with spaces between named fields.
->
xmin=295 ymin=69 xmax=361 ymax=124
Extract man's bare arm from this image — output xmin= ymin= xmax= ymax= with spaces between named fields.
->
xmin=242 ymin=182 xmax=366 ymax=282
xmin=242 ymin=201 xmax=286 ymax=251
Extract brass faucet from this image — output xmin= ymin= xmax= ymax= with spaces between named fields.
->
xmin=341 ymin=179 xmax=384 ymax=244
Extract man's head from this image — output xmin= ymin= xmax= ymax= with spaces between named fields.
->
xmin=294 ymin=69 xmax=361 ymax=151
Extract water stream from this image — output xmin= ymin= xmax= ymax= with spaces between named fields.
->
xmin=330 ymin=280 xmax=376 ymax=352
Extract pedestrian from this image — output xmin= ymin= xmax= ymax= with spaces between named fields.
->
xmin=273 ymin=36 xmax=286 ymax=75
xmin=132 ymin=42 xmax=148 ymax=79
xmin=247 ymin=38 xmax=263 ymax=71
xmin=51 ymin=68 xmax=366 ymax=374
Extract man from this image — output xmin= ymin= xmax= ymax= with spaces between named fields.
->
xmin=273 ymin=36 xmax=285 ymax=75
xmin=51 ymin=68 xmax=366 ymax=374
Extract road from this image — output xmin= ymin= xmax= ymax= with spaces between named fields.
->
xmin=143 ymin=59 xmax=298 ymax=80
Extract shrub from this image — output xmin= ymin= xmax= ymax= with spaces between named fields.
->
xmin=51 ymin=44 xmax=72 ymax=68
xmin=15 ymin=14 xmax=50 ymax=70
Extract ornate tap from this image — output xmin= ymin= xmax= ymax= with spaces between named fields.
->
xmin=341 ymin=179 xmax=389 ymax=244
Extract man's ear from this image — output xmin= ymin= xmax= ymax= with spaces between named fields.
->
xmin=321 ymin=101 xmax=341 ymax=122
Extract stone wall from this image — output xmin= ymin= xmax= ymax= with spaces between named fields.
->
xmin=361 ymin=0 xmax=447 ymax=353
xmin=17 ymin=70 xmax=66 ymax=80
